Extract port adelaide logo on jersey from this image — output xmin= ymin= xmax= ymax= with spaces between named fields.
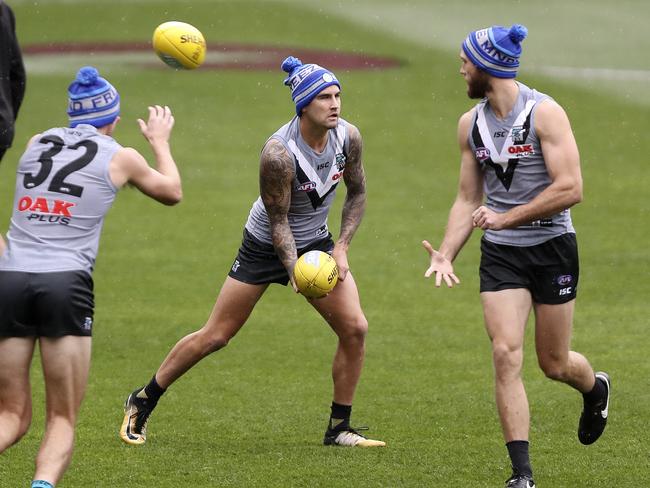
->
xmin=512 ymin=125 xmax=529 ymax=144
xmin=335 ymin=153 xmax=346 ymax=171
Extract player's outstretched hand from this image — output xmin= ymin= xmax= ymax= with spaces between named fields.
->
xmin=138 ymin=105 xmax=174 ymax=147
xmin=422 ymin=240 xmax=460 ymax=288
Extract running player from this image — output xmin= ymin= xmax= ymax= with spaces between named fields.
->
xmin=0 ymin=66 xmax=182 ymax=488
xmin=422 ymin=25 xmax=610 ymax=488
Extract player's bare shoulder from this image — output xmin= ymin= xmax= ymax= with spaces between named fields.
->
xmin=458 ymin=108 xmax=475 ymax=130
xmin=344 ymin=122 xmax=363 ymax=163
xmin=108 ymin=146 xmax=146 ymax=189
xmin=534 ymin=98 xmax=573 ymax=138
xmin=457 ymin=108 xmax=476 ymax=147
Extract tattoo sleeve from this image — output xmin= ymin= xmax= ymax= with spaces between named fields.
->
xmin=259 ymin=138 xmax=298 ymax=273
xmin=339 ymin=125 xmax=367 ymax=247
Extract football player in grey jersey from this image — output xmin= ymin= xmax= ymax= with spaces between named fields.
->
xmin=121 ymin=56 xmax=384 ymax=449
xmin=422 ymin=25 xmax=610 ymax=488
xmin=0 ymin=67 xmax=182 ymax=488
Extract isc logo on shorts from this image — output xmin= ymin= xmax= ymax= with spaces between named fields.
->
xmin=83 ymin=317 xmax=93 ymax=330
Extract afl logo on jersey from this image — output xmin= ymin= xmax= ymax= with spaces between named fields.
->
xmin=475 ymin=147 xmax=490 ymax=162
xmin=295 ymin=181 xmax=317 ymax=192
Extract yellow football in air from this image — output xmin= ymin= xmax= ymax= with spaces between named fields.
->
xmin=152 ymin=21 xmax=206 ymax=70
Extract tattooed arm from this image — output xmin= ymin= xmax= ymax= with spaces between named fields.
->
xmin=334 ymin=123 xmax=367 ymax=280
xmin=260 ymin=138 xmax=298 ymax=288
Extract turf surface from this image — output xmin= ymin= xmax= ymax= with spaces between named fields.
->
xmin=1 ymin=1 xmax=648 ymax=486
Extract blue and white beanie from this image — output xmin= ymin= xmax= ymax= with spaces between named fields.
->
xmin=462 ymin=24 xmax=528 ymax=79
xmin=67 ymin=66 xmax=120 ymax=128
xmin=281 ymin=56 xmax=340 ymax=116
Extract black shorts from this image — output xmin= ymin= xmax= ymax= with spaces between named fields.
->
xmin=479 ymin=233 xmax=579 ymax=304
xmin=0 ymin=270 xmax=95 ymax=337
xmin=228 ymin=229 xmax=335 ymax=285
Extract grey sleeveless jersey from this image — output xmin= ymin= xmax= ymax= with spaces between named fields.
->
xmin=0 ymin=124 xmax=120 ymax=273
xmin=468 ymin=82 xmax=575 ymax=246
xmin=245 ymin=116 xmax=349 ymax=248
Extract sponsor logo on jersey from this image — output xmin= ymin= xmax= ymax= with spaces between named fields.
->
xmin=475 ymin=147 xmax=491 ymax=161
xmin=557 ymin=274 xmax=573 ymax=286
xmin=18 ymin=196 xmax=75 ymax=226
xmin=493 ymin=130 xmax=507 ymax=138
xmin=317 ymin=161 xmax=331 ymax=170
xmin=315 ymin=225 xmax=328 ymax=237
xmin=507 ymin=144 xmax=534 ymax=157
xmin=295 ymin=181 xmax=317 ymax=192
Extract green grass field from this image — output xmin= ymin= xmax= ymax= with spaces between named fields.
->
xmin=1 ymin=1 xmax=648 ymax=486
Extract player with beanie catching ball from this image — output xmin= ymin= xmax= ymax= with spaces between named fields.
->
xmin=0 ymin=66 xmax=182 ymax=487
xmin=422 ymin=25 xmax=610 ymax=487
xmin=120 ymin=56 xmax=384 ymax=448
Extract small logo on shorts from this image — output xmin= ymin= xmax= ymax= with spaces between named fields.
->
xmin=83 ymin=317 xmax=93 ymax=330
xmin=231 ymin=260 xmax=241 ymax=272
xmin=557 ymin=275 xmax=573 ymax=286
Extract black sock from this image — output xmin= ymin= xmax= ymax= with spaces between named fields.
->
xmin=328 ymin=402 xmax=351 ymax=431
xmin=506 ymin=440 xmax=532 ymax=478
xmin=583 ymin=375 xmax=606 ymax=405
xmin=143 ymin=375 xmax=166 ymax=404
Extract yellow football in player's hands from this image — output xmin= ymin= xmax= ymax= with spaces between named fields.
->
xmin=152 ymin=21 xmax=206 ymax=70
xmin=293 ymin=251 xmax=339 ymax=298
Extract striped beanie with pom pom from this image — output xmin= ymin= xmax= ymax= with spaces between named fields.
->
xmin=281 ymin=56 xmax=340 ymax=116
xmin=462 ymin=24 xmax=528 ymax=79
xmin=67 ymin=66 xmax=120 ymax=128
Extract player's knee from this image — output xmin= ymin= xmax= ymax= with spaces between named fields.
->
xmin=491 ymin=341 xmax=522 ymax=374
xmin=201 ymin=334 xmax=230 ymax=354
xmin=539 ymin=357 xmax=568 ymax=381
xmin=1 ymin=401 xmax=32 ymax=444
xmin=16 ymin=411 xmax=32 ymax=441
xmin=339 ymin=316 xmax=368 ymax=342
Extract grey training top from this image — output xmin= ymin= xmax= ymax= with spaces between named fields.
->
xmin=468 ymin=82 xmax=575 ymax=246
xmin=245 ymin=116 xmax=349 ymax=248
xmin=0 ymin=124 xmax=120 ymax=273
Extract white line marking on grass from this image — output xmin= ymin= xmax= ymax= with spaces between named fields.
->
xmin=539 ymin=66 xmax=650 ymax=82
